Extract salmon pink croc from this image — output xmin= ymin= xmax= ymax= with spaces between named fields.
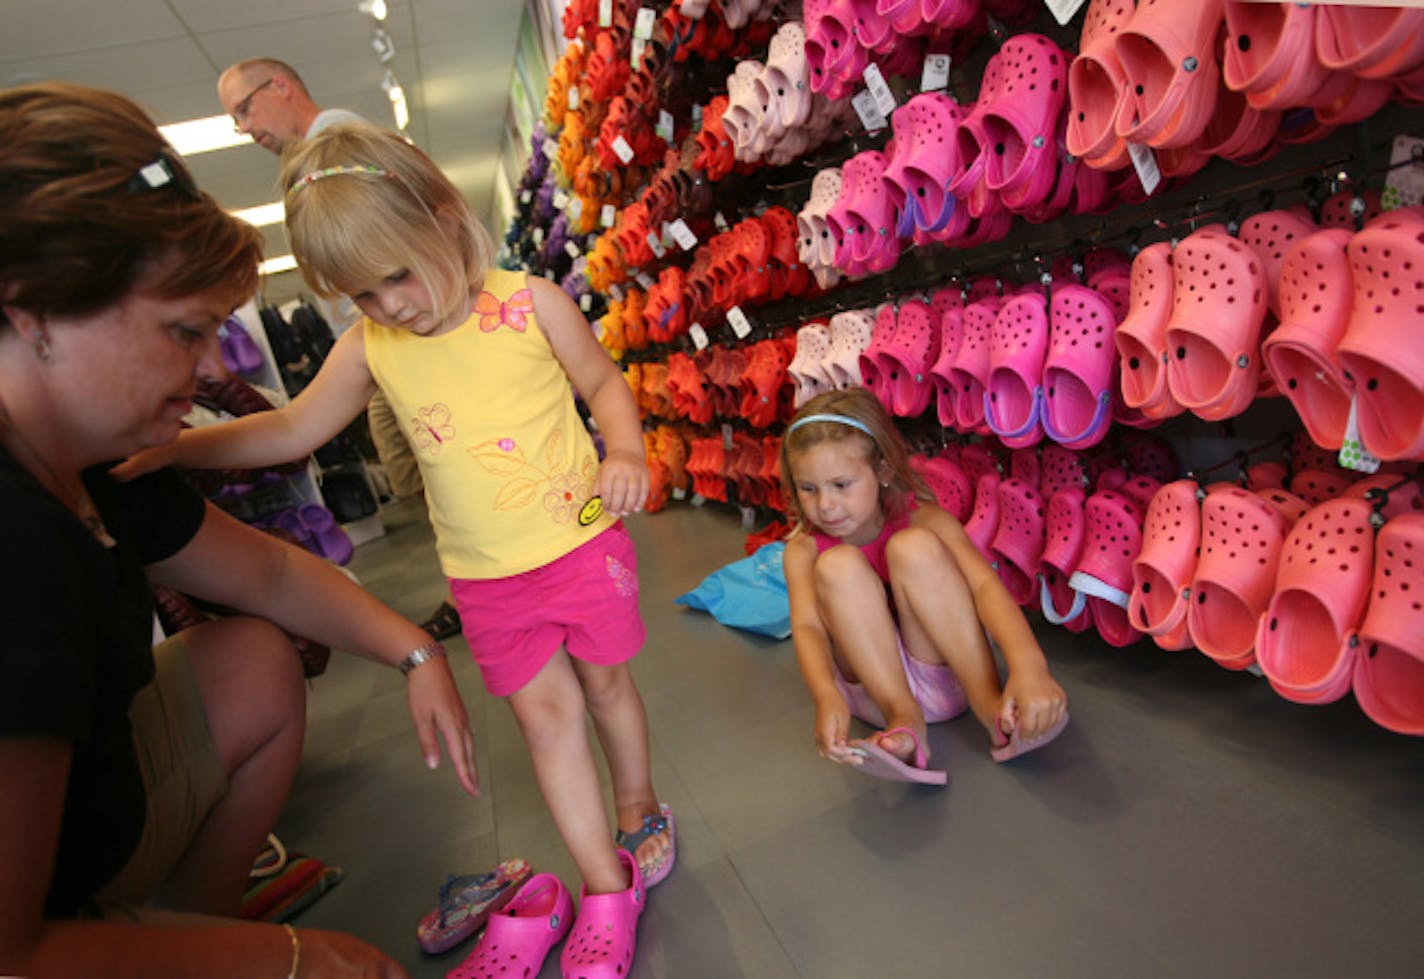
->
xmin=1114 ymin=242 xmax=1184 ymax=420
xmin=1352 ymin=514 xmax=1424 ymax=735
xmin=1070 ymin=488 xmax=1147 ymax=647
xmin=1039 ymin=487 xmax=1093 ymax=632
xmin=990 ymin=477 xmax=1047 ymax=606
xmin=1128 ymin=479 xmax=1200 ymax=651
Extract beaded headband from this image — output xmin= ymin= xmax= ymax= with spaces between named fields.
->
xmin=287 ymin=164 xmax=395 ymax=197
xmin=785 ymin=413 xmax=874 ymax=438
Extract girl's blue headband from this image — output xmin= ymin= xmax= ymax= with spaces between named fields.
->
xmin=785 ymin=413 xmax=874 ymax=438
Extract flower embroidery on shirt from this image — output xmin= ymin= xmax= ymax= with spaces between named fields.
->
xmin=409 ymin=403 xmax=455 ymax=452
xmin=468 ymin=427 xmax=598 ymax=523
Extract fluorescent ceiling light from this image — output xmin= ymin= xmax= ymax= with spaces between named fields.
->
xmin=260 ymin=254 xmax=298 ymax=275
xmin=359 ymin=0 xmax=388 ymax=20
xmin=159 ymin=115 xmax=250 ymax=156
xmin=233 ymin=201 xmax=285 ymax=228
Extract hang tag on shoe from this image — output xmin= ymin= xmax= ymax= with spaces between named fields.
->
xmin=565 ymin=240 xmax=583 ymax=260
xmin=921 ymin=54 xmax=951 ymax=93
xmin=668 ymin=218 xmax=697 ymax=250
xmin=1339 ymin=395 xmax=1383 ymax=473
xmin=601 ymin=203 xmax=617 ymax=227
xmin=611 ymin=135 xmax=635 ymax=164
xmin=862 ymin=64 xmax=897 ymax=118
xmin=1128 ymin=142 xmax=1162 ymax=196
xmin=580 ymin=293 xmax=593 ymax=312
xmin=656 ymin=109 xmax=674 ymax=144
xmin=634 ymin=6 xmax=656 ymax=40
xmin=727 ymin=305 xmax=752 ymax=339
xmin=689 ymin=322 xmax=709 ymax=350
xmin=631 ymin=38 xmax=646 ymax=70
xmin=568 ymin=85 xmax=580 ymax=111
xmin=543 ymin=138 xmax=559 ymax=161
xmin=645 ymin=230 xmax=668 ymax=259
xmin=567 ymin=196 xmax=583 ymax=222
xmin=722 ymin=423 xmax=735 ymax=450
xmin=1044 ymin=0 xmax=1087 ymax=27
xmin=553 ymin=190 xmax=569 ymax=210
xmin=598 ymin=0 xmax=613 ymax=28
xmin=851 ymin=90 xmax=889 ymax=134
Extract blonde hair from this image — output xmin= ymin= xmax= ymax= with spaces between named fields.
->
xmin=779 ymin=388 xmax=932 ymax=530
xmin=279 ymin=125 xmax=494 ymax=327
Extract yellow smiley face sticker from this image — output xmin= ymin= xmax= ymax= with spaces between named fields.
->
xmin=578 ymin=496 xmax=605 ymax=526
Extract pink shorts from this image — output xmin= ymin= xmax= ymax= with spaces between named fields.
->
xmin=450 ymin=523 xmax=646 ymax=696
xmin=834 ymin=634 xmax=970 ymax=727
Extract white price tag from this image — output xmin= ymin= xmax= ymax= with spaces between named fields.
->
xmin=851 ymin=89 xmax=889 ymax=133
xmin=636 ymin=271 xmax=656 ymax=289
xmin=598 ymin=0 xmax=612 ymax=28
xmin=722 ymin=423 xmax=735 ymax=450
xmin=565 ymin=240 xmax=582 ymax=259
xmin=645 ymin=231 xmax=668 ymax=259
xmin=553 ymin=190 xmax=570 ymax=210
xmin=692 ymin=102 xmax=703 ymax=131
xmin=631 ymin=37 xmax=645 ymax=69
xmin=689 ymin=323 xmax=709 ymax=350
xmin=608 ymin=283 xmax=624 ymax=303
xmin=601 ymin=203 xmax=617 ymax=227
xmin=921 ymin=54 xmax=951 ymax=93
xmin=671 ymin=486 xmax=687 ymax=500
xmin=1044 ymin=0 xmax=1088 ymax=27
xmin=727 ymin=305 xmax=752 ymax=338
xmin=567 ymin=85 xmax=580 ymax=111
xmin=668 ymin=218 xmax=697 ymax=250
xmin=656 ymin=109 xmax=674 ymax=144
xmin=714 ymin=211 xmax=729 ymax=232
xmin=520 ymin=189 xmax=533 ymax=205
xmin=634 ymin=6 xmax=656 ymax=40
xmin=1128 ymin=142 xmax=1162 ymax=196
xmin=862 ymin=63 xmax=897 ymax=118
xmin=532 ymin=226 xmax=544 ymax=246
xmin=611 ymin=135 xmax=635 ymax=164
xmin=690 ymin=493 xmax=706 ymax=507
xmin=543 ymin=138 xmax=559 ymax=160
xmin=579 ymin=293 xmax=593 ymax=312
xmin=567 ymin=196 xmax=583 ymax=221
xmin=741 ymin=506 xmax=757 ymax=530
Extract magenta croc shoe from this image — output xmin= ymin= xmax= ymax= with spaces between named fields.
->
xmin=929 ymin=289 xmax=966 ymax=429
xmin=1351 ymin=513 xmax=1424 ymax=736
xmin=948 ymin=297 xmax=1002 ymax=435
xmin=964 ymin=470 xmax=1002 ymax=562
xmin=1261 ymin=228 xmax=1355 ymax=450
xmin=883 ymin=298 xmax=940 ymax=418
xmin=1040 ymin=283 xmax=1118 ymax=450
xmin=445 ymin=872 xmax=573 ymax=979
xmin=978 ymin=34 xmax=1069 ymax=205
xmin=990 ymin=477 xmax=1048 ymax=606
xmin=918 ymin=452 xmax=973 ymax=521
xmin=1040 ymin=486 xmax=1093 ymax=632
xmin=560 ymin=849 xmax=646 ymax=979
xmin=858 ymin=302 xmax=901 ymax=414
xmin=983 ymin=291 xmax=1050 ymax=449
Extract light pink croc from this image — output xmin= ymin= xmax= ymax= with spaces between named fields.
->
xmin=760 ymin=21 xmax=814 ymax=132
xmin=1041 ymin=283 xmax=1118 ymax=449
xmin=798 ymin=168 xmax=845 ymax=291
xmin=948 ymin=297 xmax=1002 ymax=434
xmin=1070 ymin=488 xmax=1147 ymax=647
xmin=1186 ymin=485 xmax=1293 ymax=670
xmin=789 ymin=322 xmax=835 ymax=408
xmin=1315 ymin=3 xmax=1424 ymax=81
xmin=1067 ymin=0 xmax=1135 ymax=170
xmin=883 ymin=298 xmax=940 ymax=417
xmin=1351 ymin=513 xmax=1424 ymax=735
xmin=984 ymin=291 xmax=1050 ymax=448
xmin=1114 ymin=241 xmax=1185 ymax=420
xmin=1254 ymin=497 xmax=1375 ymax=705
xmin=1112 ymin=0 xmax=1227 ymax=150
xmin=991 ymin=477 xmax=1047 ymax=606
xmin=1334 ymin=208 xmax=1424 ymax=461
xmin=824 ymin=308 xmax=875 ymax=391
xmin=1039 ymin=486 xmax=1093 ymax=632
xmin=1261 ymin=228 xmax=1355 ymax=450
xmin=1163 ymin=226 xmax=1269 ymax=422
xmin=446 ymin=873 xmax=573 ymax=979
xmin=1128 ymin=478 xmax=1201 ymax=651
xmin=560 ymin=849 xmax=645 ymax=979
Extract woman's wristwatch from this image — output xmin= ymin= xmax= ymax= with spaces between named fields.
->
xmin=398 ymin=639 xmax=447 ymax=676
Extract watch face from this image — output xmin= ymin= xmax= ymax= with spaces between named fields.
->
xmin=578 ymin=495 xmax=605 ymax=526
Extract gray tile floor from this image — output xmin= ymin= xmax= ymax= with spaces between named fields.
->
xmin=278 ymin=496 xmax=1424 ymax=979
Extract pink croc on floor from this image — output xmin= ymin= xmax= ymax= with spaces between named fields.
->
xmin=560 ymin=849 xmax=646 ymax=979
xmin=446 ymin=873 xmax=572 ymax=979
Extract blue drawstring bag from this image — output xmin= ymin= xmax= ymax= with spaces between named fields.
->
xmin=675 ymin=542 xmax=792 ymax=640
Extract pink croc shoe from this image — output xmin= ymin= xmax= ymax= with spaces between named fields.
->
xmin=917 ymin=452 xmax=974 ymax=521
xmin=1114 ymin=241 xmax=1184 ymax=421
xmin=1261 ymin=228 xmax=1355 ymax=450
xmin=560 ymin=849 xmax=646 ymax=979
xmin=948 ymin=297 xmax=1002 ymax=434
xmin=929 ymin=286 xmax=966 ymax=429
xmin=825 ymin=308 xmax=876 ymax=391
xmin=964 ymin=470 xmax=1002 ymax=561
xmin=1128 ymin=478 xmax=1201 ymax=651
xmin=1041 ymin=283 xmax=1118 ymax=450
xmin=883 ymin=298 xmax=940 ymax=417
xmin=1112 ymin=0 xmax=1226 ymax=151
xmin=1039 ymin=486 xmax=1094 ymax=632
xmin=1254 ymin=497 xmax=1375 ymax=705
xmin=1070 ymin=488 xmax=1147 ymax=647
xmin=1223 ymin=0 xmax=1332 ymax=112
xmin=446 ymin=873 xmax=573 ymax=979
xmin=1352 ymin=513 xmax=1424 ymax=736
xmin=858 ymin=302 xmax=901 ymax=414
xmin=979 ymin=34 xmax=1070 ymax=203
xmin=983 ymin=292 xmax=1050 ymax=448
xmin=789 ymin=322 xmax=835 ymax=408
xmin=990 ymin=477 xmax=1047 ymax=606
xmin=1067 ymin=0 xmax=1135 ymax=170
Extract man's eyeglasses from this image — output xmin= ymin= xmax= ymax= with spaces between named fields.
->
xmin=231 ymin=78 xmax=275 ymax=130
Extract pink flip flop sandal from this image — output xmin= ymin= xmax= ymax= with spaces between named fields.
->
xmin=1041 ymin=283 xmax=1119 ymax=450
xmin=990 ymin=477 xmax=1047 ymax=606
xmin=964 ymin=470 xmax=1002 ymax=561
xmin=1114 ymin=241 xmax=1185 ymax=421
xmin=1334 ymin=208 xmax=1424 ymax=461
xmin=1112 ymin=0 xmax=1226 ymax=150
xmin=1128 ymin=478 xmax=1201 ymax=651
xmin=418 ymin=858 xmax=533 ymax=956
xmin=1067 ymin=0 xmax=1134 ymax=169
xmin=1039 ymin=486 xmax=1094 ymax=632
xmin=1187 ymin=486 xmax=1295 ymax=670
xmin=560 ymin=849 xmax=645 ymax=979
xmin=446 ymin=872 xmax=572 ymax=979
xmin=948 ymin=297 xmax=1002 ymax=434
xmin=1070 ymin=488 xmax=1147 ymax=647
xmin=1261 ymin=228 xmax=1355 ymax=450
xmin=983 ymin=291 xmax=1050 ymax=448
xmin=1351 ymin=513 xmax=1424 ymax=735
xmin=847 ymin=726 xmax=948 ymax=785
xmin=614 ymin=804 xmax=676 ymax=889
xmin=1164 ymin=226 xmax=1269 ymax=422
xmin=991 ymin=710 xmax=1069 ymax=762
xmin=1254 ymin=497 xmax=1375 ymax=705
xmin=883 ymin=298 xmax=940 ymax=417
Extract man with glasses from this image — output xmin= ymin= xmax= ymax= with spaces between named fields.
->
xmin=215 ymin=58 xmax=463 ymax=642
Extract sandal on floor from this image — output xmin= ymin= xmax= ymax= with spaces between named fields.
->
xmin=445 ymin=872 xmax=572 ymax=977
xmin=847 ymin=727 xmax=948 ymax=785
xmin=418 ymin=858 xmax=533 ymax=955
xmin=421 ymin=601 xmax=463 ymax=641
xmin=560 ymin=849 xmax=645 ymax=979
xmin=614 ymin=804 xmax=676 ymax=889
xmin=991 ymin=711 xmax=1070 ymax=763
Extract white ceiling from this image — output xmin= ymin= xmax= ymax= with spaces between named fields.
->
xmin=0 ymin=0 xmax=533 ymax=300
